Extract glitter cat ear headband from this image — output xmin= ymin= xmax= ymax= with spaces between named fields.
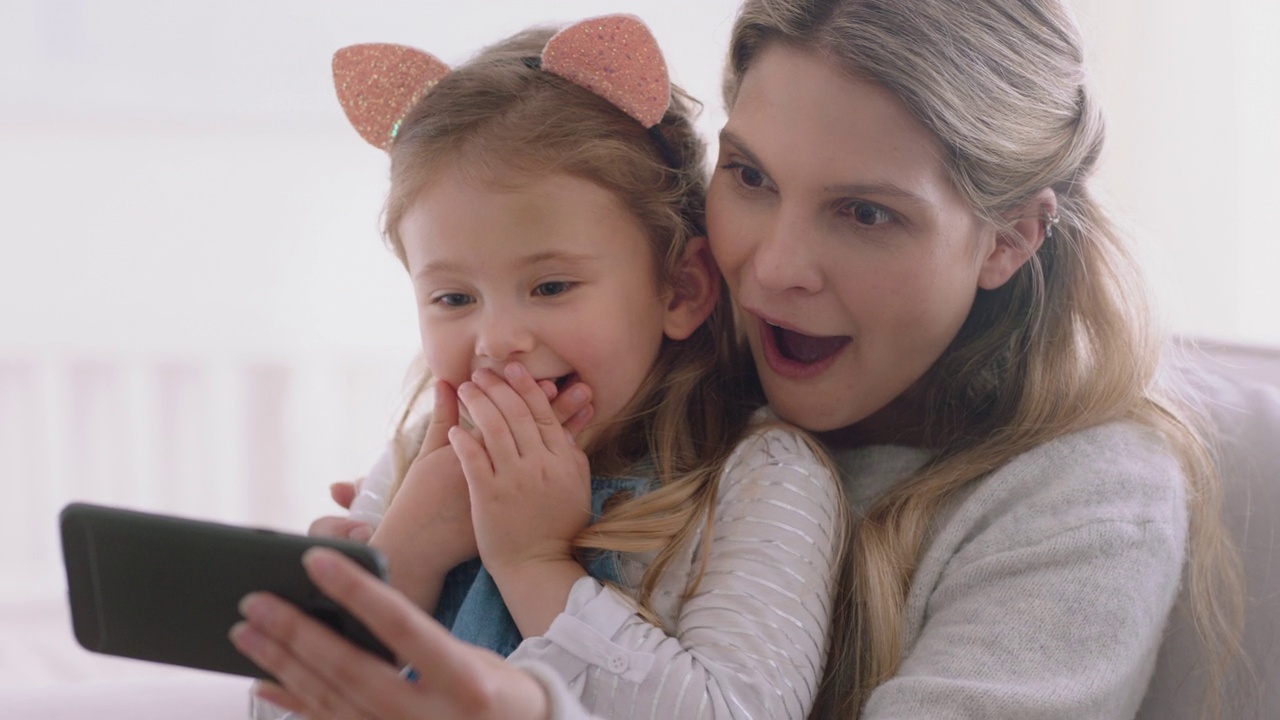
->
xmin=332 ymin=14 xmax=673 ymax=156
xmin=331 ymin=44 xmax=449 ymax=150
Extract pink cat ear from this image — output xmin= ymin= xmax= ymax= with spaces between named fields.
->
xmin=541 ymin=14 xmax=671 ymax=128
xmin=332 ymin=44 xmax=452 ymax=151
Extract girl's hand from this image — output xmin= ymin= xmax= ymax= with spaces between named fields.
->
xmin=231 ymin=548 xmax=552 ymax=720
xmin=309 ymin=480 xmax=374 ymax=542
xmin=450 ymin=363 xmax=593 ymax=636
xmin=306 ymin=378 xmax=593 ymax=546
xmin=329 ymin=478 xmax=359 ymax=510
xmin=371 ymin=381 xmax=483 ymax=609
xmin=373 ymin=376 xmax=595 ymax=611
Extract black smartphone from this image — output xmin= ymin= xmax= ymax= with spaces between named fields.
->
xmin=59 ymin=501 xmax=395 ymax=679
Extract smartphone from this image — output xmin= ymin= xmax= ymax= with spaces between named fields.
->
xmin=59 ymin=501 xmax=395 ymax=679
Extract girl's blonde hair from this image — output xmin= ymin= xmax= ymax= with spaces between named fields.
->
xmin=724 ymin=0 xmax=1243 ymax=716
xmin=381 ymin=26 xmax=763 ymax=617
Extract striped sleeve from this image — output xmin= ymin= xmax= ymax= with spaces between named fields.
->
xmin=509 ymin=427 xmax=844 ymax=719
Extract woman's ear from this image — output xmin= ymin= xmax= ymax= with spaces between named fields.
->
xmin=978 ymin=187 xmax=1057 ymax=290
xmin=663 ymin=236 xmax=720 ymax=341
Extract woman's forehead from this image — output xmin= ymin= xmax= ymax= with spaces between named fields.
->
xmin=722 ymin=44 xmax=952 ymax=200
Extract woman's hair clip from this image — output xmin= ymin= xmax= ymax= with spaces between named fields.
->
xmin=332 ymin=14 xmax=673 ymax=153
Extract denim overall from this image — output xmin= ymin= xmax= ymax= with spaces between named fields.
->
xmin=432 ymin=474 xmax=652 ymax=657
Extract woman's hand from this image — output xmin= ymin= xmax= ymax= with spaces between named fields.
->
xmin=231 ymin=547 xmax=551 ymax=720
xmin=450 ymin=362 xmax=593 ymax=637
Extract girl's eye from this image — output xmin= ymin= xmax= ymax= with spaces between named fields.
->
xmin=844 ymin=201 xmax=893 ymax=227
xmin=722 ymin=162 xmax=770 ymax=190
xmin=533 ymin=281 xmax=573 ymax=297
xmin=432 ymin=292 xmax=473 ymax=308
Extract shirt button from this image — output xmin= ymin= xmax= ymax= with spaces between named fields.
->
xmin=607 ymin=653 xmax=628 ymax=673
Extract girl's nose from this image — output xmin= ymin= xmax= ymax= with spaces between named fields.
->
xmin=474 ymin=309 xmax=536 ymax=361
xmin=750 ymin=212 xmax=824 ymax=294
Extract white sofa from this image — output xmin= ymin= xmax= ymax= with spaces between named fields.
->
xmin=5 ymin=339 xmax=1277 ymax=719
xmin=1138 ymin=340 xmax=1280 ymax=718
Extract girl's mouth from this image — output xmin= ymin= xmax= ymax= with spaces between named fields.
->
xmin=759 ymin=318 xmax=850 ymax=379
xmin=553 ymin=372 xmax=579 ymax=393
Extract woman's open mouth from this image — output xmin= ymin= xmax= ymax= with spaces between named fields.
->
xmin=758 ymin=317 xmax=850 ymax=379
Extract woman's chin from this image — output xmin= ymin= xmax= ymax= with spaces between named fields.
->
xmin=761 ymin=385 xmax=856 ymax=434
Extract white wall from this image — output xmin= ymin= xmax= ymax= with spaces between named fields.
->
xmin=2 ymin=0 xmax=1278 ymax=604
xmin=1074 ymin=0 xmax=1280 ymax=345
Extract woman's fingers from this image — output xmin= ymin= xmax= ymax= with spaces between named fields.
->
xmin=246 ymin=637 xmax=366 ymax=719
xmin=231 ymin=593 xmax=397 ymax=719
xmin=236 ymin=547 xmax=551 ymax=720
xmin=298 ymin=548 xmax=551 ymax=719
xmin=250 ymin=679 xmax=309 ymax=715
xmin=299 ymin=549 xmax=496 ymax=695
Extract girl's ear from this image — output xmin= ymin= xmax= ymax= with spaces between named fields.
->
xmin=978 ymin=187 xmax=1057 ymax=290
xmin=663 ymin=236 xmax=720 ymax=341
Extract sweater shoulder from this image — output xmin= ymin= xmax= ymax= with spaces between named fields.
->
xmin=942 ymin=421 xmax=1188 ymax=557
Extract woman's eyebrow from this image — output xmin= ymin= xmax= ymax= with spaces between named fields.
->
xmin=718 ymin=129 xmax=768 ymax=171
xmin=722 ymin=128 xmax=927 ymax=206
xmin=822 ymin=181 xmax=928 ymax=206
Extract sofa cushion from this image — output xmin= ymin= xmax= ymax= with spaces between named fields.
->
xmin=1138 ymin=352 xmax=1280 ymax=718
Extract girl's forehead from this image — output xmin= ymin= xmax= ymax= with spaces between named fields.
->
xmin=417 ymin=150 xmax=542 ymax=194
xmin=401 ymin=170 xmax=653 ymax=268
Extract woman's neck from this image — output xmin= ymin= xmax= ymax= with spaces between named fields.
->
xmin=815 ymin=393 xmax=933 ymax=450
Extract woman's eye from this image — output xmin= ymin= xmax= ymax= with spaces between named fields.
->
xmin=533 ymin=281 xmax=573 ymax=297
xmin=845 ymin=201 xmax=893 ymax=227
xmin=723 ymin=162 xmax=769 ymax=190
xmin=432 ymin=293 xmax=473 ymax=308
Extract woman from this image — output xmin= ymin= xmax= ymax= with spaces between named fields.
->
xmin=231 ymin=0 xmax=1241 ymax=717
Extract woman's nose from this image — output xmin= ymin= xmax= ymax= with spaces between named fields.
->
xmin=474 ymin=309 xmax=536 ymax=361
xmin=750 ymin=211 xmax=824 ymax=293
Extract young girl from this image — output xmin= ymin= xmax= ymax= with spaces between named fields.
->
xmin=246 ymin=15 xmax=845 ymax=720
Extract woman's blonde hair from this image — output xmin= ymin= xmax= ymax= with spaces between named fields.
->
xmin=380 ymin=26 xmax=763 ymax=617
xmin=724 ymin=0 xmax=1243 ymax=716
